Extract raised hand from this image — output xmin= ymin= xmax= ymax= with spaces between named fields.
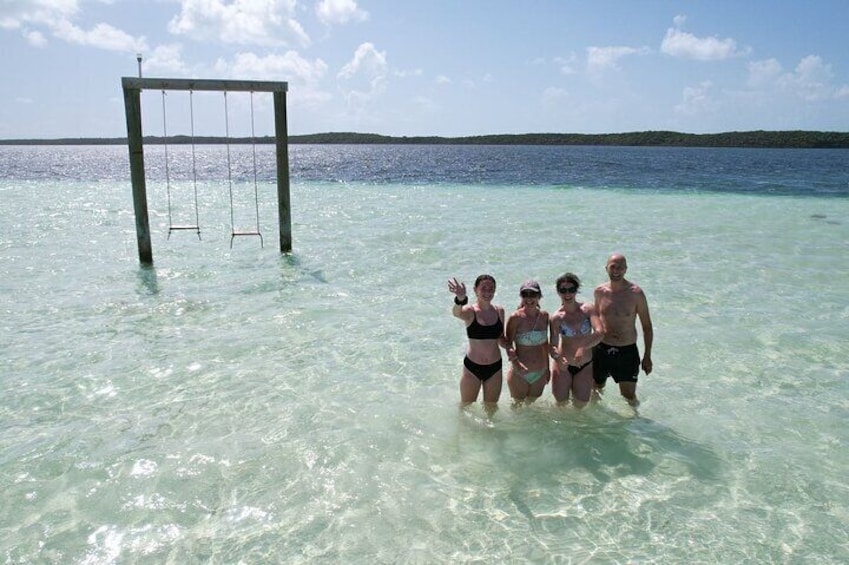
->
xmin=447 ymin=277 xmax=467 ymax=299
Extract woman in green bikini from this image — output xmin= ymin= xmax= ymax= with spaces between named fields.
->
xmin=504 ymin=280 xmax=551 ymax=404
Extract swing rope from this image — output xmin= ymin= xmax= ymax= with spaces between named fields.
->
xmin=249 ymin=92 xmax=263 ymax=246
xmin=189 ymin=91 xmax=201 ymax=236
xmin=226 ymin=91 xmax=264 ymax=248
xmin=163 ymin=89 xmax=201 ymax=239
xmin=162 ymin=90 xmax=173 ymax=229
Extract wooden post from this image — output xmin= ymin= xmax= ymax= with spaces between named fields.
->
xmin=274 ymin=90 xmax=292 ymax=253
xmin=122 ymin=80 xmax=153 ymax=264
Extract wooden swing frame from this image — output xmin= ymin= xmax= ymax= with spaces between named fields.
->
xmin=121 ymin=77 xmax=290 ymax=265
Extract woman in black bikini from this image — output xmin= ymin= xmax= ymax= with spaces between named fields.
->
xmin=448 ymin=275 xmax=507 ymax=413
xmin=548 ymin=273 xmax=603 ymax=408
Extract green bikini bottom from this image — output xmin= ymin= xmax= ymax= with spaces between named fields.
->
xmin=523 ymin=370 xmax=545 ymax=384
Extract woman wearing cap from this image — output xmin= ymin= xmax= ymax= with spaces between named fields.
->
xmin=448 ymin=274 xmax=507 ymax=413
xmin=504 ymin=280 xmax=551 ymax=404
xmin=548 ymin=273 xmax=604 ymax=408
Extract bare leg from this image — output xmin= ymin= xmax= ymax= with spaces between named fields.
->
xmin=483 ymin=375 xmax=501 ymax=417
xmin=551 ymin=364 xmax=572 ymax=406
xmin=618 ymin=381 xmax=639 ymax=406
xmin=481 ymin=372 xmax=503 ymax=406
xmin=506 ymin=366 xmax=528 ymax=404
xmin=459 ymin=369 xmax=481 ymax=405
xmin=571 ymin=364 xmax=594 ymax=409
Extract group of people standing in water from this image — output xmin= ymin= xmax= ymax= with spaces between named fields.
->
xmin=448 ymin=253 xmax=653 ymax=412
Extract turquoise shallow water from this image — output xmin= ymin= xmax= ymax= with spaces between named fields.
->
xmin=1 ymin=146 xmax=849 ymax=563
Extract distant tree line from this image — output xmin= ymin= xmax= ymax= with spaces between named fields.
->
xmin=2 ymin=130 xmax=848 ymax=148
xmin=287 ymin=130 xmax=849 ymax=148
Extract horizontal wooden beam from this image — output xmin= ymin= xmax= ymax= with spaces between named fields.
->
xmin=121 ymin=77 xmax=288 ymax=93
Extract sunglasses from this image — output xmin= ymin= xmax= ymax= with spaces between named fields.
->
xmin=558 ymin=286 xmax=578 ymax=294
xmin=520 ymin=290 xmax=540 ymax=298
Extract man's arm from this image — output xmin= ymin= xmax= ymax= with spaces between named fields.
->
xmin=636 ymin=289 xmax=653 ymax=374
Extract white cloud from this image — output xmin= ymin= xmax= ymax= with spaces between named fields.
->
xmin=168 ymin=0 xmax=309 ymax=47
xmin=0 ymin=0 xmax=79 ymax=30
xmin=25 ymin=29 xmax=48 ymax=47
xmin=586 ymin=46 xmax=648 ymax=72
xmin=836 ymin=85 xmax=849 ymax=99
xmin=542 ymin=87 xmax=568 ymax=104
xmin=661 ymin=20 xmax=745 ymax=61
xmin=217 ymin=50 xmax=328 ymax=84
xmin=52 ymin=19 xmax=145 ymax=51
xmin=394 ymin=68 xmax=423 ymax=78
xmin=435 ymin=75 xmax=451 ymax=85
xmin=213 ymin=50 xmax=331 ymax=107
xmin=144 ymin=44 xmax=188 ymax=75
xmin=1 ymin=0 xmax=146 ymax=52
xmin=554 ymin=53 xmax=578 ymax=75
xmin=674 ymin=80 xmax=716 ymax=115
xmin=747 ymin=58 xmax=783 ymax=88
xmin=315 ymin=0 xmax=368 ymax=25
xmin=750 ymin=55 xmax=847 ymax=101
xmin=336 ymin=42 xmax=387 ymax=114
xmin=337 ymin=42 xmax=386 ymax=82
xmin=779 ymin=55 xmax=835 ymax=101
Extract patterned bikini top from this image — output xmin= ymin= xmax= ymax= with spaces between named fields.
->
xmin=515 ymin=310 xmax=547 ymax=346
xmin=515 ymin=330 xmax=547 ymax=346
xmin=560 ymin=316 xmax=592 ymax=338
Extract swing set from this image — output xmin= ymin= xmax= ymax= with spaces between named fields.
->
xmin=121 ymin=77 xmax=290 ymax=265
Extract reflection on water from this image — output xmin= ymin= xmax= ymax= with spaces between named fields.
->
xmin=136 ymin=264 xmax=159 ymax=295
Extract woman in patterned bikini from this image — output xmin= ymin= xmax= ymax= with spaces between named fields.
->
xmin=548 ymin=273 xmax=603 ymax=408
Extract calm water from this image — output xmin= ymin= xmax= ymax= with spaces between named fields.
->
xmin=1 ymin=144 xmax=848 ymax=563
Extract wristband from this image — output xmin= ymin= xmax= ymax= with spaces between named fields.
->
xmin=454 ymin=296 xmax=469 ymax=305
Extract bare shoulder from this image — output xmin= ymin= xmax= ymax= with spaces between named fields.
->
xmin=549 ymin=307 xmax=564 ymax=323
xmin=629 ymin=281 xmax=647 ymax=296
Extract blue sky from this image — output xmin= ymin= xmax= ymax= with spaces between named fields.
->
xmin=1 ymin=0 xmax=848 ymax=139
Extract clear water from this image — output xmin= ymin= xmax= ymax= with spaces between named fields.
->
xmin=1 ymin=145 xmax=848 ymax=563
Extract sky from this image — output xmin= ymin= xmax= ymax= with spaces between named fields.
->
xmin=1 ymin=0 xmax=848 ymax=139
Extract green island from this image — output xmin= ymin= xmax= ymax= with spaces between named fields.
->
xmin=1 ymin=130 xmax=848 ymax=148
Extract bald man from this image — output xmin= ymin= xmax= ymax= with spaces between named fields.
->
xmin=592 ymin=253 xmax=653 ymax=406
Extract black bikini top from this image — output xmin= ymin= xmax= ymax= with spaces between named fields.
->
xmin=466 ymin=310 xmax=504 ymax=340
